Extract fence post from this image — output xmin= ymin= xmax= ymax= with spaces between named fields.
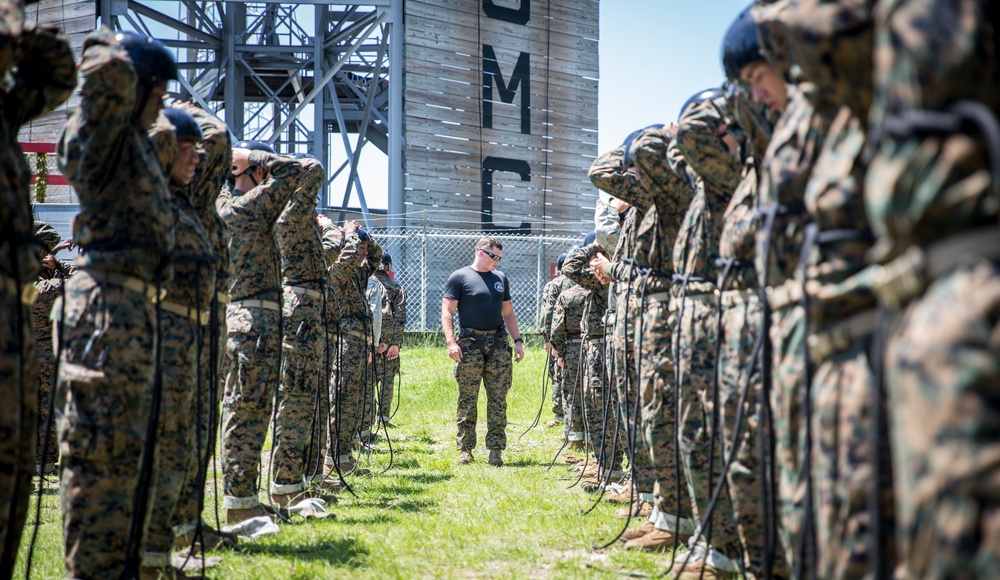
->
xmin=420 ymin=210 xmax=428 ymax=332
xmin=535 ymin=235 xmax=544 ymax=330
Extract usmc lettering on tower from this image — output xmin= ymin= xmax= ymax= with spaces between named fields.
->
xmin=401 ymin=0 xmax=598 ymax=233
xmin=481 ymin=0 xmax=532 ymax=232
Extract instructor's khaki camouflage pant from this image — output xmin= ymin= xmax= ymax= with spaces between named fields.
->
xmin=454 ymin=336 xmax=512 ymax=451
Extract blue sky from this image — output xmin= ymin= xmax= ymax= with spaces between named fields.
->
xmin=597 ymin=0 xmax=748 ymax=152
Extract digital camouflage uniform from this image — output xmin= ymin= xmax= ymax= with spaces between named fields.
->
xmin=142 ymin=113 xmax=216 ymax=568
xmin=626 ymin=127 xmax=697 ymax=535
xmin=562 ymin=244 xmax=621 ymax=479
xmin=549 ymin=280 xmax=586 ymax=443
xmin=217 ymin=151 xmax=306 ymax=510
xmin=323 ymin=226 xmax=382 ymax=465
xmin=777 ymin=2 xmax=899 ymax=577
xmin=56 ymin=27 xmax=172 ymax=578
xmin=752 ymin=76 xmax=835 ymax=574
xmin=865 ymin=0 xmax=1000 ymax=575
xmin=712 ymin=90 xmax=782 ymax=576
xmin=31 ymin=224 xmax=72 ymax=474
xmin=370 ymin=269 xmax=407 ymax=425
xmin=273 ymin=157 xmax=326 ymax=494
xmin=589 ymin=147 xmax=659 ymax=501
xmin=670 ymin=97 xmax=743 ymax=563
xmin=0 ymin=13 xmax=73 ymax=576
xmin=170 ymin=103 xmax=232 ymax=538
xmin=539 ymin=274 xmax=572 ymax=421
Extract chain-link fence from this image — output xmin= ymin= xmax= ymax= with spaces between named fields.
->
xmin=369 ymin=229 xmax=582 ymax=333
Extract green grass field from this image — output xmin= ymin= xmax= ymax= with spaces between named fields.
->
xmin=15 ymin=344 xmax=678 ymax=579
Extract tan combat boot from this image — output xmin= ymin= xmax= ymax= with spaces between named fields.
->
xmin=457 ymin=450 xmax=473 ymax=464
xmin=173 ymin=526 xmax=237 ymax=552
xmin=619 ymin=521 xmax=655 ymax=541
xmin=225 ymin=504 xmax=270 ymax=525
xmin=623 ymin=527 xmax=689 ymax=552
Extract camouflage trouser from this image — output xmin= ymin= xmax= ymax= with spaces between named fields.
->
xmin=769 ymin=302 xmax=808 ymax=574
xmin=327 ymin=330 xmax=369 ymax=464
xmin=0 ymin=281 xmax=37 ymax=578
xmin=363 ymin=350 xmax=400 ymax=435
xmin=220 ymin=303 xmax=280 ymax=508
xmin=36 ymin=339 xmax=59 ymax=469
xmin=172 ymin=308 xmax=225 ymax=537
xmin=640 ymin=295 xmax=693 ymax=527
xmin=549 ymin=354 xmax=564 ymax=419
xmin=718 ymin=291 xmax=787 ymax=576
xmin=272 ymin=289 xmax=325 ymax=493
xmin=143 ymin=310 xmax=199 ymax=566
xmin=377 ymin=352 xmax=401 ymax=422
xmin=560 ymin=340 xmax=585 ymax=441
xmin=583 ymin=339 xmax=623 ymax=476
xmin=885 ymin=259 xmax=1000 ymax=577
xmin=56 ymin=271 xmax=155 ymax=578
xmin=612 ymin=306 xmax=657 ymax=495
xmin=673 ymin=292 xmax=739 ymax=556
xmin=454 ymin=334 xmax=512 ymax=451
xmin=810 ymin=336 xmax=894 ymax=579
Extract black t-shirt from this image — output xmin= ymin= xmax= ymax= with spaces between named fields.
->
xmin=443 ymin=266 xmax=511 ymax=330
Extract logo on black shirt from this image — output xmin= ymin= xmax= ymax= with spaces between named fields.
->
xmin=494 ymin=281 xmax=505 ymax=293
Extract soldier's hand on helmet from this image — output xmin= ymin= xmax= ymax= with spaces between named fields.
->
xmin=378 ymin=342 xmax=388 ymax=354
xmin=513 ymin=342 xmax=524 ymax=363
xmin=608 ymin=198 xmax=631 ymax=213
xmin=387 ymin=345 xmax=400 ymax=360
xmin=557 ymin=357 xmax=565 ymax=368
xmin=343 ymin=220 xmax=361 ymax=234
xmin=590 ymin=254 xmax=612 ymax=284
xmin=447 ymin=341 xmax=462 ymax=362
xmin=231 ymin=148 xmax=252 ymax=175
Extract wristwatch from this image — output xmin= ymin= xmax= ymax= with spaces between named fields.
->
xmin=513 ymin=337 xmax=523 ymax=344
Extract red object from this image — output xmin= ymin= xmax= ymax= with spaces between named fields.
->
xmin=387 ymin=270 xmax=395 ymax=280
xmin=20 ymin=142 xmax=57 ymax=153
xmin=19 ymin=142 xmax=69 ymax=185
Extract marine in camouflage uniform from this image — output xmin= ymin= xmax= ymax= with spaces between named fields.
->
xmin=56 ymin=27 xmax=173 ymax=578
xmin=30 ymin=223 xmax=72 ymax=475
xmin=618 ymin=127 xmax=698 ymax=547
xmin=663 ymin=95 xmax=744 ymax=570
xmin=272 ymin=155 xmax=326 ymax=501
xmin=169 ymin=102 xmax=233 ymax=547
xmin=865 ymin=0 xmax=1000 ymax=575
xmin=562 ymin=243 xmax=622 ymax=482
xmin=775 ymin=2 xmax=899 ymax=577
xmin=589 ymin=147 xmax=659 ymax=509
xmin=217 ymin=148 xmax=309 ymax=518
xmin=749 ymin=3 xmax=838 ymax=569
xmin=369 ymin=263 xmax=407 ymax=428
xmin=539 ymin=272 xmax=572 ymax=424
xmin=141 ymin=108 xmax=217 ymax=570
xmin=0 ymin=11 xmax=73 ymax=574
xmin=549 ymin=279 xmax=586 ymax=446
xmin=322 ymin=222 xmax=381 ymax=472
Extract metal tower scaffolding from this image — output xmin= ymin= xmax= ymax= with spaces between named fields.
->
xmin=97 ymin=0 xmax=404 ymax=228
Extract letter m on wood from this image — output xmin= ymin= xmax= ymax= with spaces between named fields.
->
xmin=482 ymin=45 xmax=530 ymax=135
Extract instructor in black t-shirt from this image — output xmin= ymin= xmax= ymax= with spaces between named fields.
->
xmin=442 ymin=236 xmax=524 ymax=467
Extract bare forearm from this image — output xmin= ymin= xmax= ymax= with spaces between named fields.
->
xmin=442 ymin=310 xmax=456 ymax=345
xmin=503 ymin=311 xmax=521 ymax=341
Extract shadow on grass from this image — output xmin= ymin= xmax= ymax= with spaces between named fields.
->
xmin=239 ymin=536 xmax=369 ymax=566
xmin=333 ymin=512 xmax=397 ymax=526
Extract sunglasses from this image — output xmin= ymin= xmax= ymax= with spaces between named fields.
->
xmin=479 ymin=248 xmax=502 ymax=262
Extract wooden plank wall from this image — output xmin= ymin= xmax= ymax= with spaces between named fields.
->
xmin=402 ymin=0 xmax=600 ymax=236
xmin=18 ymin=0 xmax=96 ymax=204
